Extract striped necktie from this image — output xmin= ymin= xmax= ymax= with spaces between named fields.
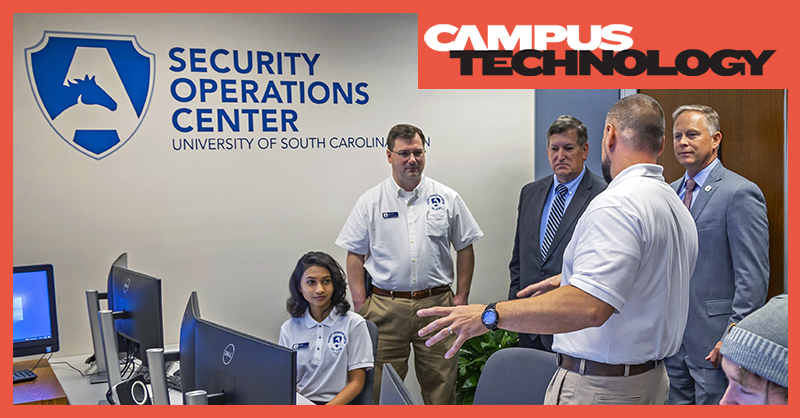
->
xmin=542 ymin=184 xmax=568 ymax=259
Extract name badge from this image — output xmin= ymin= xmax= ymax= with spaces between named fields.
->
xmin=382 ymin=212 xmax=399 ymax=219
xmin=292 ymin=342 xmax=309 ymax=350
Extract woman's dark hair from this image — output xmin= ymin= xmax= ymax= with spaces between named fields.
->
xmin=286 ymin=251 xmax=350 ymax=318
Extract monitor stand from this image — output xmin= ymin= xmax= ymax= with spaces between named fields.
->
xmin=98 ymin=309 xmax=124 ymax=404
xmin=145 ymin=348 xmax=180 ymax=405
xmin=85 ymin=290 xmax=108 ymax=384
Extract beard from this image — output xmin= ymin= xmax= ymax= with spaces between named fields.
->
xmin=601 ymin=155 xmax=613 ymax=183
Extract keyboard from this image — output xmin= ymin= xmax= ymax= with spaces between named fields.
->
xmin=142 ymin=371 xmax=181 ymax=391
xmin=166 ymin=373 xmax=181 ymax=391
xmin=13 ymin=369 xmax=38 ymax=384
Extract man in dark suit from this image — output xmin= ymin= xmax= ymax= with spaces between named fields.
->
xmin=665 ymin=104 xmax=770 ymax=405
xmin=508 ymin=115 xmax=607 ymax=351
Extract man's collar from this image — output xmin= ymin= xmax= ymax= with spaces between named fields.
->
xmin=683 ymin=157 xmax=719 ymax=188
xmin=391 ymin=175 xmax=425 ymax=197
xmin=552 ymin=165 xmax=586 ymax=194
xmin=609 ymin=163 xmax=664 ymax=187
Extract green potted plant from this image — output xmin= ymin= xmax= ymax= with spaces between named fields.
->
xmin=455 ymin=329 xmax=519 ymax=405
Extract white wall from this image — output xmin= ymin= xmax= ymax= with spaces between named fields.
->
xmin=14 ymin=14 xmax=534 ymax=400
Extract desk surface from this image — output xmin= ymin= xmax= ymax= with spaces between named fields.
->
xmin=13 ymin=358 xmax=69 ymax=405
xmin=46 ymin=352 xmax=312 ymax=405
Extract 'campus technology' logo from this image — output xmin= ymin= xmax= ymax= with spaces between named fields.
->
xmin=25 ymin=31 xmax=155 ymax=160
xmin=223 ymin=343 xmax=235 ymax=365
xmin=423 ymin=24 xmax=775 ymax=77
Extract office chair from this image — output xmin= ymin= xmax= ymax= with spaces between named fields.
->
xmin=472 ymin=347 xmax=558 ymax=405
xmin=350 ymin=320 xmax=378 ymax=405
xmin=379 ymin=363 xmax=417 ymax=405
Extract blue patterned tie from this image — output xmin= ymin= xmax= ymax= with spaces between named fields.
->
xmin=541 ymin=184 xmax=568 ymax=259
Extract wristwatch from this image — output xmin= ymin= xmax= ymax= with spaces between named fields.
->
xmin=481 ymin=302 xmax=499 ymax=331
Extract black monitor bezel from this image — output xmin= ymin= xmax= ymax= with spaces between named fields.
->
xmin=180 ymin=292 xmax=297 ymax=405
xmin=13 ymin=264 xmax=60 ymax=357
xmin=109 ymin=265 xmax=164 ymax=366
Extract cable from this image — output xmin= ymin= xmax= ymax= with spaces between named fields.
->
xmin=48 ymin=360 xmax=97 ymax=378
xmin=30 ymin=353 xmax=52 ymax=370
xmin=119 ymin=341 xmax=135 ymax=378
xmin=126 ymin=343 xmax=140 ymax=379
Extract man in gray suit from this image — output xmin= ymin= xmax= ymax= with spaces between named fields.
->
xmin=508 ymin=115 xmax=606 ymax=351
xmin=665 ymin=104 xmax=770 ymax=405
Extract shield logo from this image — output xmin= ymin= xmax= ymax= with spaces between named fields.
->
xmin=25 ymin=31 xmax=155 ymax=160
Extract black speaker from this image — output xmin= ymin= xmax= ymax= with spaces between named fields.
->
xmin=113 ymin=375 xmax=152 ymax=405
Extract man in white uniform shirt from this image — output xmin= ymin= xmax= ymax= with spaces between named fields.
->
xmin=418 ymin=94 xmax=698 ymax=405
xmin=336 ymin=123 xmax=483 ymax=405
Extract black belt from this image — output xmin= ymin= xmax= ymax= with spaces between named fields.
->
xmin=557 ymin=353 xmax=659 ymax=377
xmin=371 ymin=285 xmax=451 ymax=300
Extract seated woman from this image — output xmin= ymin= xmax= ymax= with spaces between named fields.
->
xmin=279 ymin=251 xmax=374 ymax=405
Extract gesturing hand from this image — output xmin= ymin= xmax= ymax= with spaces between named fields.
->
xmin=417 ymin=304 xmax=490 ymax=359
xmin=516 ymin=274 xmax=561 ymax=298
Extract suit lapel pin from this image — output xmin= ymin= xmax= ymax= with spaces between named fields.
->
xmin=705 ymin=185 xmax=712 ymax=192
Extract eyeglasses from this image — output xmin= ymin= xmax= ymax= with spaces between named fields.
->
xmin=391 ymin=149 xmax=426 ymax=159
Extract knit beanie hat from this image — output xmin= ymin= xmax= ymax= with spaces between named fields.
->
xmin=720 ymin=294 xmax=788 ymax=387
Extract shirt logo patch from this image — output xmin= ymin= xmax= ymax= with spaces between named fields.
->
xmin=327 ymin=331 xmax=347 ymax=353
xmin=427 ymin=194 xmax=445 ymax=211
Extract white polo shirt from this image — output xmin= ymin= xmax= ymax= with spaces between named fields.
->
xmin=279 ymin=310 xmax=373 ymax=403
xmin=335 ymin=175 xmax=483 ymax=291
xmin=552 ymin=164 xmax=698 ymax=364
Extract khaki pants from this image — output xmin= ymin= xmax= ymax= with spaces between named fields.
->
xmin=359 ymin=291 xmax=458 ymax=405
xmin=545 ymin=360 xmax=669 ymax=405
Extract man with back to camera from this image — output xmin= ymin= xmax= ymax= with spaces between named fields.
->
xmin=335 ymin=123 xmax=483 ymax=405
xmin=418 ymin=94 xmax=698 ymax=405
xmin=665 ymin=104 xmax=769 ymax=405
xmin=718 ymin=294 xmax=787 ymax=405
xmin=508 ymin=115 xmax=606 ymax=351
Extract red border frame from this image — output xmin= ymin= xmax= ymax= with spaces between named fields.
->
xmin=4 ymin=1 xmax=794 ymax=416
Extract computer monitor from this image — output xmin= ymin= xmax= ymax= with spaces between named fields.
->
xmin=13 ymin=264 xmax=60 ymax=357
xmin=106 ymin=253 xmax=128 ymax=304
xmin=178 ymin=291 xmax=201 ymax=393
xmin=108 ymin=265 xmax=164 ymax=366
xmin=380 ymin=363 xmax=418 ymax=405
xmin=179 ymin=292 xmax=297 ymax=405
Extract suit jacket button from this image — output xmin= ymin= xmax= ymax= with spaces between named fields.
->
xmin=540 ymin=271 xmax=546 ymax=277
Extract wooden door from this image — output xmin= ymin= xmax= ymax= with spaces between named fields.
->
xmin=641 ymin=89 xmax=785 ymax=298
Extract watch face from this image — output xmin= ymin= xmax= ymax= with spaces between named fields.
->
xmin=482 ymin=310 xmax=497 ymax=325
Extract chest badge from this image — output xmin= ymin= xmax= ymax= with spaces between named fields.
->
xmin=328 ymin=331 xmax=347 ymax=353
xmin=427 ymin=194 xmax=445 ymax=211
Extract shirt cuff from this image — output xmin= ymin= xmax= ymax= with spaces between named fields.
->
xmin=568 ymin=277 xmax=625 ymax=313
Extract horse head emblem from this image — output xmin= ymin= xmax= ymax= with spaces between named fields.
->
xmin=65 ymin=75 xmax=117 ymax=115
